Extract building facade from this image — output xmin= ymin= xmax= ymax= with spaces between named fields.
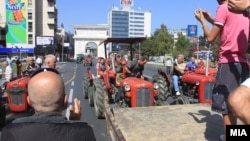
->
xmin=0 ymin=0 xmax=57 ymax=55
xmin=108 ymin=0 xmax=151 ymax=38
xmin=72 ymin=24 xmax=109 ymax=59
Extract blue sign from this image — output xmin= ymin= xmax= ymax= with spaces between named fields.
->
xmin=187 ymin=25 xmax=198 ymax=37
xmin=0 ymin=48 xmax=34 ymax=53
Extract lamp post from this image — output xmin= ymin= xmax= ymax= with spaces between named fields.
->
xmin=61 ymin=28 xmax=65 ymax=62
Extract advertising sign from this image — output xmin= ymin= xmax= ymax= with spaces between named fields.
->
xmin=36 ymin=36 xmax=54 ymax=46
xmin=5 ymin=0 xmax=27 ymax=43
xmin=187 ymin=25 xmax=198 ymax=37
xmin=120 ymin=0 xmax=133 ymax=7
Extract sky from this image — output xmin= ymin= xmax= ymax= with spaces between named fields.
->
xmin=57 ymin=0 xmax=218 ymax=35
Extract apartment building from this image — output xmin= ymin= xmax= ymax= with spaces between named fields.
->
xmin=108 ymin=0 xmax=151 ymax=38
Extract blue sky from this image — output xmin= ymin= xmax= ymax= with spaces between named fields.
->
xmin=57 ymin=0 xmax=218 ymax=35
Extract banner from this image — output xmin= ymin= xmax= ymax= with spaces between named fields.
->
xmin=5 ymin=0 xmax=27 ymax=44
xmin=187 ymin=25 xmax=198 ymax=37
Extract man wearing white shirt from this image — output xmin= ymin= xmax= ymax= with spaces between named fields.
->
xmin=2 ymin=61 xmax=13 ymax=82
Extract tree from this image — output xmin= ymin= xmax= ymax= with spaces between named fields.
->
xmin=174 ymin=33 xmax=191 ymax=58
xmin=141 ymin=37 xmax=157 ymax=58
xmin=151 ymin=24 xmax=173 ymax=55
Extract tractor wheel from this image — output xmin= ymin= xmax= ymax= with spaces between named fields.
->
xmin=94 ymin=79 xmax=105 ymax=119
xmin=88 ymin=86 xmax=94 ymax=107
xmin=152 ymin=74 xmax=168 ymax=101
xmin=165 ymin=95 xmax=176 ymax=105
xmin=83 ymin=74 xmax=90 ymax=99
xmin=0 ymin=104 xmax=6 ymax=125
xmin=175 ymin=95 xmax=190 ymax=105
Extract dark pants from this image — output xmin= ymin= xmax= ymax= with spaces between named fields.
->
xmin=212 ymin=62 xmax=249 ymax=114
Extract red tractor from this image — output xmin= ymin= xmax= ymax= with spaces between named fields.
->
xmin=83 ymin=37 xmax=165 ymax=119
xmin=3 ymin=70 xmax=36 ymax=113
xmin=5 ymin=76 xmax=30 ymax=112
xmin=152 ymin=49 xmax=217 ymax=105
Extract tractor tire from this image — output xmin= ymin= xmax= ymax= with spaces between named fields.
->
xmin=83 ymin=74 xmax=90 ymax=99
xmin=88 ymin=86 xmax=94 ymax=107
xmin=94 ymin=79 xmax=105 ymax=119
xmin=165 ymin=95 xmax=176 ymax=105
xmin=175 ymin=95 xmax=190 ymax=105
xmin=151 ymin=74 xmax=168 ymax=101
xmin=0 ymin=104 xmax=6 ymax=125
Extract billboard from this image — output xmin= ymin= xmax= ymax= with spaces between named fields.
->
xmin=36 ymin=36 xmax=54 ymax=46
xmin=187 ymin=25 xmax=198 ymax=37
xmin=5 ymin=0 xmax=27 ymax=44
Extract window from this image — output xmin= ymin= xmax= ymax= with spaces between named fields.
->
xmin=28 ymin=9 xmax=32 ymax=19
xmin=28 ymin=34 xmax=33 ymax=44
xmin=48 ymin=12 xmax=54 ymax=19
xmin=28 ymin=0 xmax=32 ymax=7
xmin=28 ymin=22 xmax=32 ymax=32
xmin=48 ymin=2 xmax=54 ymax=7
xmin=48 ymin=24 xmax=54 ymax=29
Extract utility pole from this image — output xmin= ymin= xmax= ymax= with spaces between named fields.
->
xmin=61 ymin=28 xmax=65 ymax=62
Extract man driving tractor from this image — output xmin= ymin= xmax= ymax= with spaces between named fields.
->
xmin=125 ymin=56 xmax=148 ymax=79
xmin=172 ymin=54 xmax=186 ymax=96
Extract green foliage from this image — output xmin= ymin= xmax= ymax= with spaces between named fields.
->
xmin=141 ymin=24 xmax=173 ymax=56
xmin=174 ymin=33 xmax=191 ymax=57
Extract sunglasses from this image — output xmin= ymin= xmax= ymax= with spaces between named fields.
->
xmin=30 ymin=68 xmax=60 ymax=78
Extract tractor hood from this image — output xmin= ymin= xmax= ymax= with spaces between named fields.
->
xmin=120 ymin=77 xmax=153 ymax=89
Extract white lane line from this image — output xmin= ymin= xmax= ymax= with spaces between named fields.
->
xmin=71 ymin=81 xmax=74 ymax=86
xmin=65 ymin=89 xmax=74 ymax=120
xmin=144 ymin=74 xmax=152 ymax=79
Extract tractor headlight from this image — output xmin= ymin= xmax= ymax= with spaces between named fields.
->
xmin=97 ymin=75 xmax=101 ymax=78
xmin=124 ymin=84 xmax=131 ymax=91
xmin=153 ymin=83 xmax=159 ymax=89
xmin=195 ymin=81 xmax=200 ymax=85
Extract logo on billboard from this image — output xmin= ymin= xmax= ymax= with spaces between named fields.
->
xmin=6 ymin=0 xmax=27 ymax=44
xmin=36 ymin=36 xmax=54 ymax=46
xmin=120 ymin=0 xmax=133 ymax=7
xmin=187 ymin=25 xmax=198 ymax=37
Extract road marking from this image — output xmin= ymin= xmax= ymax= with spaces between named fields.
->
xmin=6 ymin=113 xmax=14 ymax=119
xmin=71 ymin=81 xmax=74 ymax=86
xmin=64 ymin=65 xmax=77 ymax=85
xmin=65 ymin=88 xmax=73 ymax=120
xmin=144 ymin=74 xmax=152 ymax=79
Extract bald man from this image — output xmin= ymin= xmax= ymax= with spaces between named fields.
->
xmin=44 ymin=54 xmax=57 ymax=69
xmin=1 ymin=70 xmax=96 ymax=141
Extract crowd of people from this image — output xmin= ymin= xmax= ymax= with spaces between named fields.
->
xmin=0 ymin=54 xmax=58 ymax=86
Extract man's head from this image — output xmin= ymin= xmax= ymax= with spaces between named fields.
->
xmin=28 ymin=57 xmax=35 ymax=65
xmin=27 ymin=69 xmax=66 ymax=112
xmin=177 ymin=54 xmax=184 ymax=63
xmin=44 ymin=54 xmax=56 ymax=69
xmin=100 ymin=57 xmax=105 ymax=64
xmin=190 ymin=56 xmax=196 ymax=62
xmin=138 ymin=56 xmax=148 ymax=65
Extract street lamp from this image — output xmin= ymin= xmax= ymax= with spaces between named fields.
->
xmin=61 ymin=28 xmax=65 ymax=62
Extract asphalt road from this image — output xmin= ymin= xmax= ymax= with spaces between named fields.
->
xmin=0 ymin=62 xmax=111 ymax=141
xmin=0 ymin=61 xmax=162 ymax=141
